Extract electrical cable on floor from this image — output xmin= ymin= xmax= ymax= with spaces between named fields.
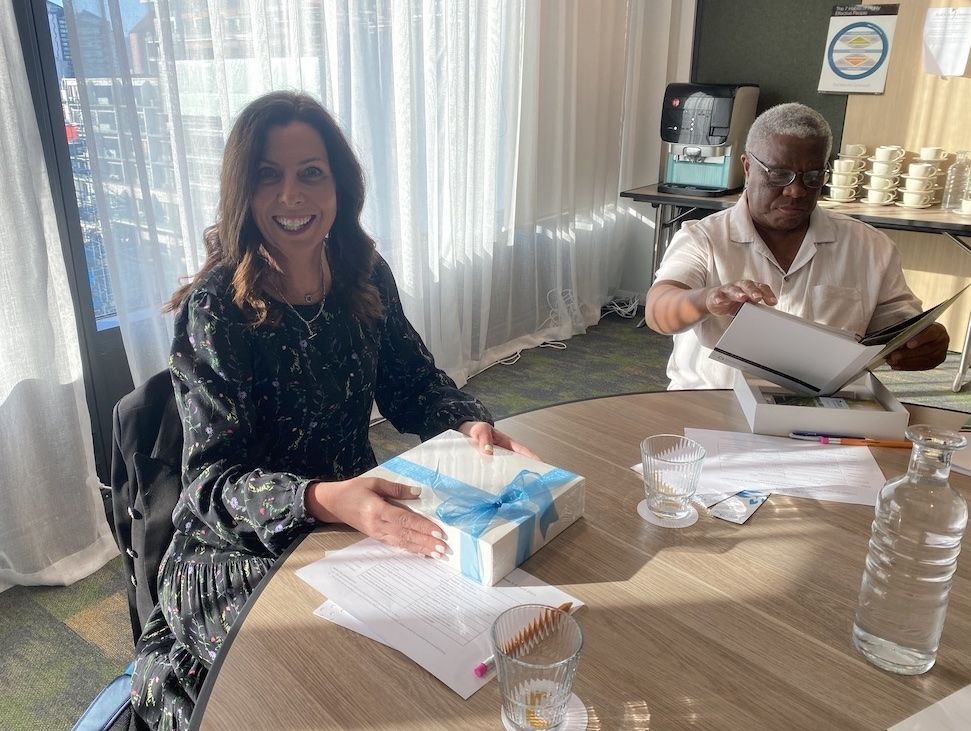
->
xmin=599 ymin=296 xmax=640 ymax=322
xmin=469 ymin=341 xmax=566 ymax=379
xmin=469 ymin=289 xmax=578 ymax=379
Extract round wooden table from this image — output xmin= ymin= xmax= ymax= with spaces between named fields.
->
xmin=191 ymin=391 xmax=971 ymax=730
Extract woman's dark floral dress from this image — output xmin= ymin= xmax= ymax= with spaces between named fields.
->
xmin=131 ymin=255 xmax=492 ymax=729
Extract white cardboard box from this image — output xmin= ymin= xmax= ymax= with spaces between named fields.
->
xmin=367 ymin=430 xmax=585 ymax=586
xmin=733 ymin=370 xmax=910 ymax=439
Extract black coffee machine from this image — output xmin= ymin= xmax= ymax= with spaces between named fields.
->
xmin=658 ymin=83 xmax=759 ymax=196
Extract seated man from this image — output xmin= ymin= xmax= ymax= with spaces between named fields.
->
xmin=644 ymin=102 xmax=948 ymax=390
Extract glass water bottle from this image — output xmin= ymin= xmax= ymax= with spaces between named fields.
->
xmin=852 ymin=425 xmax=968 ymax=675
xmin=941 ymin=150 xmax=971 ymax=210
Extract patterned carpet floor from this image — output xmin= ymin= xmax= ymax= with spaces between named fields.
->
xmin=3 ymin=310 xmax=968 ymax=729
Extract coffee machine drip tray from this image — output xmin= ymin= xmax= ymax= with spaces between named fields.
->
xmin=657 ymin=182 xmax=742 ymax=197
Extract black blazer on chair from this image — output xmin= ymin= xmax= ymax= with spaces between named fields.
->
xmin=110 ymin=370 xmax=183 ymax=646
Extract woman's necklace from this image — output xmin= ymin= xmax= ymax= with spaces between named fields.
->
xmin=264 ymin=243 xmax=330 ymax=339
xmin=282 ymin=297 xmax=326 ymax=340
xmin=268 ymin=281 xmax=326 ymax=339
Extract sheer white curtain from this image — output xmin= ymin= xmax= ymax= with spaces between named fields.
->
xmin=58 ymin=0 xmax=681 ymax=387
xmin=0 ymin=0 xmax=117 ymax=592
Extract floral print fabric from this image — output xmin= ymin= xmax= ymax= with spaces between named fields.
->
xmin=132 ymin=255 xmax=492 ymax=729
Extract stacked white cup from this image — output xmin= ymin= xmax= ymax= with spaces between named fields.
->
xmin=897 ymin=146 xmax=947 ymax=208
xmin=827 ymin=142 xmax=867 ymax=203
xmin=862 ymin=145 xmax=904 ymax=206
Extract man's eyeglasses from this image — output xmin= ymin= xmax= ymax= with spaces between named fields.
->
xmin=746 ymin=152 xmax=830 ymax=189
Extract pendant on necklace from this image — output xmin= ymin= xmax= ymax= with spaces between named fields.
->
xmin=304 ymin=294 xmax=314 ymax=303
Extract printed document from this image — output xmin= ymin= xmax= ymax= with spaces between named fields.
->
xmin=296 ymin=538 xmax=581 ymax=699
xmin=684 ymin=429 xmax=887 ymax=506
xmin=710 ymin=287 xmax=967 ymax=396
xmin=922 ymin=8 xmax=971 ymax=77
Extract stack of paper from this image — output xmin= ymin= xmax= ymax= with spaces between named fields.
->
xmin=686 ymin=428 xmax=887 ymax=507
xmin=631 ymin=428 xmax=888 ymax=524
xmin=296 ymin=538 xmax=582 ymax=698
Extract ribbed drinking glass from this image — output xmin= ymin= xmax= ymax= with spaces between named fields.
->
xmin=491 ymin=604 xmax=583 ymax=730
xmin=641 ymin=434 xmax=707 ymax=520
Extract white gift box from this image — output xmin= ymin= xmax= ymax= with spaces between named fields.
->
xmin=366 ymin=430 xmax=585 ymax=586
xmin=734 ymin=371 xmax=910 ymax=439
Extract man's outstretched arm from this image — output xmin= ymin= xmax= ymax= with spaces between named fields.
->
xmin=644 ymin=278 xmax=778 ymax=334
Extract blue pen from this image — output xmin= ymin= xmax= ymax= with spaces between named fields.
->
xmin=788 ymin=431 xmax=864 ymax=441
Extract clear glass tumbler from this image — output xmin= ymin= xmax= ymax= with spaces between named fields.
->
xmin=641 ymin=434 xmax=707 ymax=520
xmin=491 ymin=604 xmax=583 ymax=730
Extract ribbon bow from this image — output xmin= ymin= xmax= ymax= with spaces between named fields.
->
xmin=383 ymin=456 xmax=576 ymax=582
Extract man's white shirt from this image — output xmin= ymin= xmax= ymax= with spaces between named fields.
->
xmin=653 ymin=193 xmax=922 ymax=390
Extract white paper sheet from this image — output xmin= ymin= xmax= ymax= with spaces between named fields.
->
xmin=889 ymin=684 xmax=971 ymax=730
xmin=296 ymin=538 xmax=581 ymax=699
xmin=923 ymin=8 xmax=971 ymax=77
xmin=314 ymin=600 xmax=386 ymax=644
xmin=684 ymin=429 xmax=887 ymax=506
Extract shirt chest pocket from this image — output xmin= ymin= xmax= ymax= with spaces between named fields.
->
xmin=809 ymin=285 xmax=866 ymax=337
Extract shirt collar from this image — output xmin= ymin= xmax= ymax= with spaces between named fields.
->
xmin=730 ymin=192 xmax=837 ymax=247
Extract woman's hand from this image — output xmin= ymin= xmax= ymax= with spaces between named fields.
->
xmin=457 ymin=421 xmax=539 ymax=460
xmin=306 ymin=477 xmax=449 ymax=558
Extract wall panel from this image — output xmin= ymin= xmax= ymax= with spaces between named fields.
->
xmin=843 ymin=0 xmax=971 ymax=343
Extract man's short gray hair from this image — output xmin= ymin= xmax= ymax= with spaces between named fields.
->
xmin=745 ymin=102 xmax=833 ymax=159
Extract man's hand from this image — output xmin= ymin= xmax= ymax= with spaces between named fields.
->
xmin=645 ymin=279 xmax=779 ymax=334
xmin=704 ymin=279 xmax=778 ymax=317
xmin=887 ymin=322 xmax=949 ymax=370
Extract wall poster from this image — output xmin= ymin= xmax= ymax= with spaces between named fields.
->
xmin=923 ymin=7 xmax=971 ymax=77
xmin=818 ymin=4 xmax=899 ymax=94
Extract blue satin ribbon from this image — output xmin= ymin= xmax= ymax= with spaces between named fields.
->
xmin=383 ymin=456 xmax=577 ymax=582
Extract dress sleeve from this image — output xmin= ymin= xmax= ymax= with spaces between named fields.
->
xmin=169 ymin=288 xmax=314 ymax=557
xmin=371 ymin=258 xmax=493 ymax=440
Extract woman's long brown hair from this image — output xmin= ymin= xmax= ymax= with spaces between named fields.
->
xmin=166 ymin=91 xmax=383 ymax=326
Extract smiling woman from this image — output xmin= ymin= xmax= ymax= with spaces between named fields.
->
xmin=132 ymin=91 xmax=534 ymax=730
xmin=164 ymin=93 xmax=384 ymax=330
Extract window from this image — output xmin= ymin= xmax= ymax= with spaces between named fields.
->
xmin=50 ymin=0 xmax=185 ymax=332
